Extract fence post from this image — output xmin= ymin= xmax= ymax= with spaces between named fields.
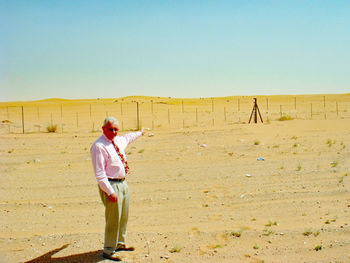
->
xmin=323 ymin=96 xmax=326 ymax=119
xmin=224 ymin=106 xmax=227 ymax=122
xmin=151 ymin=100 xmax=153 ymax=115
xmin=238 ymin=99 xmax=240 ymax=112
xmin=37 ymin=106 xmax=40 ymax=120
xmin=196 ymin=108 xmax=198 ymax=123
xmin=310 ymin=103 xmax=313 ymax=119
xmin=21 ymin=106 xmax=24 ymax=134
xmin=136 ymin=102 xmax=140 ymax=129
xmin=266 ymin=98 xmax=269 ymax=111
xmin=280 ymin=105 xmax=282 ymax=117
xmin=89 ymin=104 xmax=92 ymax=118
xmin=336 ymin=101 xmax=338 ymax=117
xmin=61 ymin=104 xmax=63 ymax=133
xmin=121 ymin=103 xmax=123 ymax=116
xmin=168 ymin=108 xmax=170 ymax=125
xmin=76 ymin=112 xmax=79 ymax=128
xmin=182 ymin=100 xmax=184 ymax=113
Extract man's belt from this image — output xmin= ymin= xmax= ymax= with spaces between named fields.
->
xmin=108 ymin=178 xmax=125 ymax=182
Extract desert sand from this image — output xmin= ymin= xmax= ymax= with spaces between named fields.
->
xmin=0 ymin=95 xmax=349 ymax=263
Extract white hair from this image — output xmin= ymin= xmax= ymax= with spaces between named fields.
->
xmin=103 ymin=116 xmax=119 ymax=127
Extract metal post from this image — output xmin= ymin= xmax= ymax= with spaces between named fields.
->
xmin=238 ymin=99 xmax=240 ymax=112
xmin=61 ymin=104 xmax=63 ymax=133
xmin=89 ymin=104 xmax=92 ymax=118
xmin=323 ymin=96 xmax=326 ymax=119
xmin=182 ymin=100 xmax=184 ymax=113
xmin=136 ymin=102 xmax=140 ymax=129
xmin=76 ymin=112 xmax=79 ymax=128
xmin=336 ymin=101 xmax=338 ymax=117
xmin=224 ymin=106 xmax=227 ymax=122
xmin=121 ymin=103 xmax=123 ymax=116
xmin=280 ymin=105 xmax=282 ymax=117
xmin=168 ymin=108 xmax=170 ymax=125
xmin=310 ymin=103 xmax=313 ymax=119
xmin=151 ymin=100 xmax=153 ymax=115
xmin=196 ymin=108 xmax=198 ymax=123
xmin=266 ymin=98 xmax=269 ymax=111
xmin=21 ymin=106 xmax=24 ymax=134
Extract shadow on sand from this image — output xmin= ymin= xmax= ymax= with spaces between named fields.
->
xmin=24 ymin=244 xmax=104 ymax=263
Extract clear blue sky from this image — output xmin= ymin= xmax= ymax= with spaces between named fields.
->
xmin=1 ymin=0 xmax=349 ymax=101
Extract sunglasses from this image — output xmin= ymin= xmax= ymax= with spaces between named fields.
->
xmin=109 ymin=128 xmax=119 ymax=132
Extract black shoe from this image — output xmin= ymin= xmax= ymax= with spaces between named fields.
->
xmin=102 ymin=252 xmax=122 ymax=261
xmin=116 ymin=244 xmax=135 ymax=251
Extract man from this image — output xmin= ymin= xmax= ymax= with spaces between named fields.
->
xmin=90 ymin=116 xmax=145 ymax=261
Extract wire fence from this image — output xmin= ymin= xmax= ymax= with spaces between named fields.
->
xmin=0 ymin=95 xmax=349 ymax=134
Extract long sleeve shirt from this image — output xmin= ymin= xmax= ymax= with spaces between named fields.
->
xmin=90 ymin=131 xmax=142 ymax=195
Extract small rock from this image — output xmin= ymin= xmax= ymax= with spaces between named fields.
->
xmin=246 ymin=174 xmax=252 ymax=177
xmin=200 ymin=144 xmax=207 ymax=148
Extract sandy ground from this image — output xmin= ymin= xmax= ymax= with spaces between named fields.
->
xmin=1 ymin=117 xmax=350 ymax=262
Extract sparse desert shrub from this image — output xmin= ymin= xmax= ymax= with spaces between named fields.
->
xmin=46 ymin=124 xmax=57 ymax=133
xmin=314 ymin=245 xmax=322 ymax=251
xmin=277 ymin=115 xmax=293 ymax=121
xmin=265 ymin=220 xmax=278 ymax=227
xmin=231 ymin=230 xmax=242 ymax=237
xmin=303 ymin=229 xmax=313 ymax=236
xmin=254 ymin=140 xmax=260 ymax=145
xmin=331 ymin=161 xmax=338 ymax=168
xmin=263 ymin=229 xmax=273 ymax=236
xmin=297 ymin=164 xmax=302 ymax=171
xmin=169 ymin=244 xmax=182 ymax=253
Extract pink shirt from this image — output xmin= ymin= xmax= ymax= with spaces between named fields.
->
xmin=90 ymin=131 xmax=142 ymax=195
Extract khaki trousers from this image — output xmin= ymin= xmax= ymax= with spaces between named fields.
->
xmin=99 ymin=180 xmax=130 ymax=254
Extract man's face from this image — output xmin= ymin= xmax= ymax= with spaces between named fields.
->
xmin=102 ymin=122 xmax=119 ymax=141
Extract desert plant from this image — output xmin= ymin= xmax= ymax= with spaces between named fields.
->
xmin=314 ymin=245 xmax=322 ymax=251
xmin=169 ymin=244 xmax=182 ymax=253
xmin=303 ymin=229 xmax=313 ymax=236
xmin=263 ymin=229 xmax=273 ymax=236
xmin=138 ymin=149 xmax=145 ymax=153
xmin=331 ymin=161 xmax=338 ymax=168
xmin=291 ymin=136 xmax=298 ymax=140
xmin=265 ymin=220 xmax=278 ymax=227
xmin=297 ymin=164 xmax=302 ymax=171
xmin=254 ymin=140 xmax=260 ymax=145
xmin=231 ymin=230 xmax=242 ymax=237
xmin=253 ymin=244 xmax=259 ymax=249
xmin=46 ymin=124 xmax=57 ymax=133
xmin=277 ymin=115 xmax=293 ymax=121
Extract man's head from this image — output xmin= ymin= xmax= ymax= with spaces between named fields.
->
xmin=102 ymin=116 xmax=119 ymax=141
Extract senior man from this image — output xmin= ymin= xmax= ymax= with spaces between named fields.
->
xmin=90 ymin=116 xmax=145 ymax=261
